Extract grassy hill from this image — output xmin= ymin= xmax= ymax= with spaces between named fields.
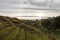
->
xmin=0 ymin=16 xmax=60 ymax=40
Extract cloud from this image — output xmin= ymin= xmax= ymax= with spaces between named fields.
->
xmin=0 ymin=0 xmax=60 ymax=10
xmin=0 ymin=0 xmax=60 ymax=17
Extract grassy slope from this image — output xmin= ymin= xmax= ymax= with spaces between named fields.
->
xmin=0 ymin=16 xmax=59 ymax=40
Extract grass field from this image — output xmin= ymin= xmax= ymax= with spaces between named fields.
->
xmin=0 ymin=16 xmax=60 ymax=40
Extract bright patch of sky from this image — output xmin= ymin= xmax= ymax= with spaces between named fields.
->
xmin=0 ymin=0 xmax=60 ymax=19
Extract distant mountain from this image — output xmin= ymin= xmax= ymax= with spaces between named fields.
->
xmin=15 ymin=16 xmax=49 ymax=20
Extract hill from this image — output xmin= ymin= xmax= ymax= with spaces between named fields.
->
xmin=0 ymin=16 xmax=60 ymax=40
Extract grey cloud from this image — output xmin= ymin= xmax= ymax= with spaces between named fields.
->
xmin=0 ymin=0 xmax=60 ymax=10
xmin=0 ymin=0 xmax=60 ymax=17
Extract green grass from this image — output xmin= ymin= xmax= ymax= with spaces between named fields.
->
xmin=0 ymin=16 xmax=60 ymax=40
xmin=0 ymin=26 xmax=15 ymax=35
xmin=55 ymin=29 xmax=60 ymax=40
xmin=2 ymin=27 xmax=20 ymax=40
xmin=25 ymin=31 xmax=32 ymax=40
xmin=17 ymin=28 xmax=25 ymax=40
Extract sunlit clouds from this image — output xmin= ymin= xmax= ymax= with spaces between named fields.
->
xmin=0 ymin=0 xmax=60 ymax=19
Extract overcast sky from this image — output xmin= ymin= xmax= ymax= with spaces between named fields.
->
xmin=0 ymin=0 xmax=60 ymax=19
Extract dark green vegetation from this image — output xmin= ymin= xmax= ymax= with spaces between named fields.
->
xmin=0 ymin=16 xmax=60 ymax=40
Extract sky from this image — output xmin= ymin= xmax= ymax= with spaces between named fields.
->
xmin=0 ymin=0 xmax=60 ymax=19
